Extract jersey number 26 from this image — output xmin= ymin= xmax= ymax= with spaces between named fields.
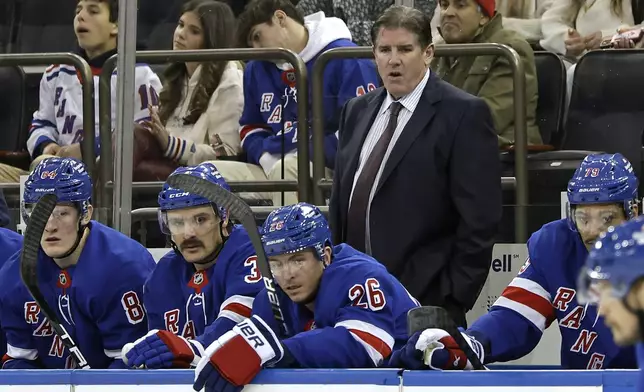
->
xmin=349 ymin=278 xmax=386 ymax=311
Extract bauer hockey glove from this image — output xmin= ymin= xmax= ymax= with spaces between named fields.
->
xmin=390 ymin=329 xmax=485 ymax=370
xmin=121 ymin=329 xmax=205 ymax=369
xmin=193 ymin=315 xmax=284 ymax=392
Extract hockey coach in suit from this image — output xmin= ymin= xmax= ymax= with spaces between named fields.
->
xmin=329 ymin=5 xmax=502 ymax=327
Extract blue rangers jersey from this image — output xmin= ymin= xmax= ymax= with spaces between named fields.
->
xmin=638 ymin=343 xmax=644 ymax=391
xmin=143 ymin=225 xmax=264 ymax=347
xmin=251 ymin=244 xmax=420 ymax=368
xmin=0 ymin=222 xmax=155 ymax=369
xmin=468 ymin=219 xmax=636 ymax=369
xmin=239 ymin=12 xmax=379 ymax=172
xmin=26 ymin=49 xmax=162 ymax=158
xmin=0 ymin=228 xmax=22 ymax=266
xmin=0 ymin=228 xmax=23 ymax=360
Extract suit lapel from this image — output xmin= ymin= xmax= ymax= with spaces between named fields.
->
xmin=375 ymin=73 xmax=442 ymax=195
xmin=340 ymin=89 xmax=386 ymax=211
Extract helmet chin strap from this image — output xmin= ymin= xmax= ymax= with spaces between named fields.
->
xmin=54 ymin=219 xmax=87 ymax=260
xmin=621 ymin=298 xmax=644 ymax=342
xmin=171 ymin=221 xmax=229 ymax=267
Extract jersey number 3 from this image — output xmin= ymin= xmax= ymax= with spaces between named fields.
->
xmin=349 ymin=278 xmax=386 ymax=311
xmin=244 ymin=256 xmax=262 ymax=283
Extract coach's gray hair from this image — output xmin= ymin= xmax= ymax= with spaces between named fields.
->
xmin=370 ymin=6 xmax=432 ymax=48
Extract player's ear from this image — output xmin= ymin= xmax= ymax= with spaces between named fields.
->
xmin=82 ymin=204 xmax=93 ymax=225
xmin=221 ymin=215 xmax=230 ymax=237
xmin=322 ymin=246 xmax=332 ymax=267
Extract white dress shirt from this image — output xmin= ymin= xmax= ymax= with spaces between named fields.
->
xmin=349 ymin=68 xmax=431 ymax=254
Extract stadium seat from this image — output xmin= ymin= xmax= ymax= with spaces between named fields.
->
xmin=498 ymin=50 xmax=644 ymax=242
xmin=534 ymin=51 xmax=566 ymax=147
xmin=15 ymin=0 xmax=77 ymax=53
xmin=0 ymin=66 xmax=30 ymax=170
xmin=146 ymin=23 xmax=177 ymax=51
xmin=558 ymin=49 xmax=644 ymax=176
xmin=138 ymin=0 xmax=183 ymax=50
xmin=0 ymin=0 xmax=15 ymax=53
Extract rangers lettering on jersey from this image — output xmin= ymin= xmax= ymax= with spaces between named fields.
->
xmin=27 ymin=63 xmax=161 ymax=158
xmin=466 ymin=219 xmax=636 ymax=369
xmin=0 ymin=222 xmax=155 ymax=369
xmin=144 ymin=225 xmax=264 ymax=348
xmin=237 ymin=14 xmax=379 ymax=171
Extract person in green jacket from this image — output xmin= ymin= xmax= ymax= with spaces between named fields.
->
xmin=431 ymin=0 xmax=541 ymax=147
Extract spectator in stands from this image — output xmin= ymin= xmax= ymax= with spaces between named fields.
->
xmin=431 ymin=0 xmax=541 ymax=147
xmin=143 ymin=0 xmax=244 ymax=166
xmin=540 ymin=0 xmax=644 ymax=106
xmin=0 ymin=0 xmax=162 ymax=183
xmin=541 ymin=0 xmax=643 ymax=62
xmin=431 ymin=0 xmax=554 ymax=45
xmin=214 ymin=0 xmax=379 ymax=206
xmin=296 ymin=0 xmax=438 ymax=47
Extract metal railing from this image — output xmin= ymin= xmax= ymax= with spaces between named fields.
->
xmin=0 ymin=53 xmax=96 ymax=195
xmin=311 ymin=44 xmax=529 ymax=242
xmin=97 ymin=48 xmax=310 ymax=233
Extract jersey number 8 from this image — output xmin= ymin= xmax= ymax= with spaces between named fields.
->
xmin=121 ymin=291 xmax=145 ymax=324
xmin=349 ymin=278 xmax=386 ymax=311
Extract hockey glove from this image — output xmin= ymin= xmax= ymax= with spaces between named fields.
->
xmin=414 ymin=328 xmax=485 ymax=370
xmin=122 ymin=329 xmax=205 ymax=369
xmin=193 ymin=315 xmax=284 ymax=392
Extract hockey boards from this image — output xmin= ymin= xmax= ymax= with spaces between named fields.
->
xmin=166 ymin=173 xmax=290 ymax=337
xmin=20 ymin=193 xmax=90 ymax=369
xmin=407 ymin=306 xmax=485 ymax=370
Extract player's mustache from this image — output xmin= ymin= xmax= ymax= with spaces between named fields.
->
xmin=181 ymin=239 xmax=204 ymax=249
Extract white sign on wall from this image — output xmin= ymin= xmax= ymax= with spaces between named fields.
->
xmin=466 ymin=243 xmax=562 ymax=366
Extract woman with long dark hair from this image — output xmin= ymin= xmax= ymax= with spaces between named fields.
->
xmin=143 ymin=0 xmax=244 ymax=165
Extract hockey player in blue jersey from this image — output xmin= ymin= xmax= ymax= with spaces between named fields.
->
xmin=215 ymin=0 xmax=379 ymax=206
xmin=579 ymin=216 xmax=644 ymax=391
xmin=0 ymin=157 xmax=155 ymax=369
xmin=192 ymin=202 xmax=420 ymax=392
xmin=388 ymin=153 xmax=638 ymax=370
xmin=0 ymin=228 xmax=23 ymax=361
xmin=120 ymin=163 xmax=264 ymax=369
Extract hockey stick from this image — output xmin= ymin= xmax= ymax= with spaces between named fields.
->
xmin=20 ymin=193 xmax=90 ymax=369
xmin=166 ymin=174 xmax=290 ymax=337
xmin=407 ymin=306 xmax=485 ymax=370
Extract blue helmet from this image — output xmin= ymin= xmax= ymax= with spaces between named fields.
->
xmin=23 ymin=157 xmax=92 ymax=205
xmin=261 ymin=203 xmax=332 ymax=260
xmin=579 ymin=215 xmax=644 ymax=303
xmin=567 ymin=153 xmax=638 ymax=230
xmin=158 ymin=162 xmax=230 ymax=220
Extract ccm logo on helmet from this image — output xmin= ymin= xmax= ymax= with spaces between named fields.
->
xmin=169 ymin=192 xmax=190 ymax=198
xmin=579 ymin=188 xmax=600 ymax=193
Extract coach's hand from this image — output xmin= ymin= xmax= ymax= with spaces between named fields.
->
xmin=122 ymin=329 xmax=204 ymax=369
xmin=193 ymin=315 xmax=284 ymax=392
